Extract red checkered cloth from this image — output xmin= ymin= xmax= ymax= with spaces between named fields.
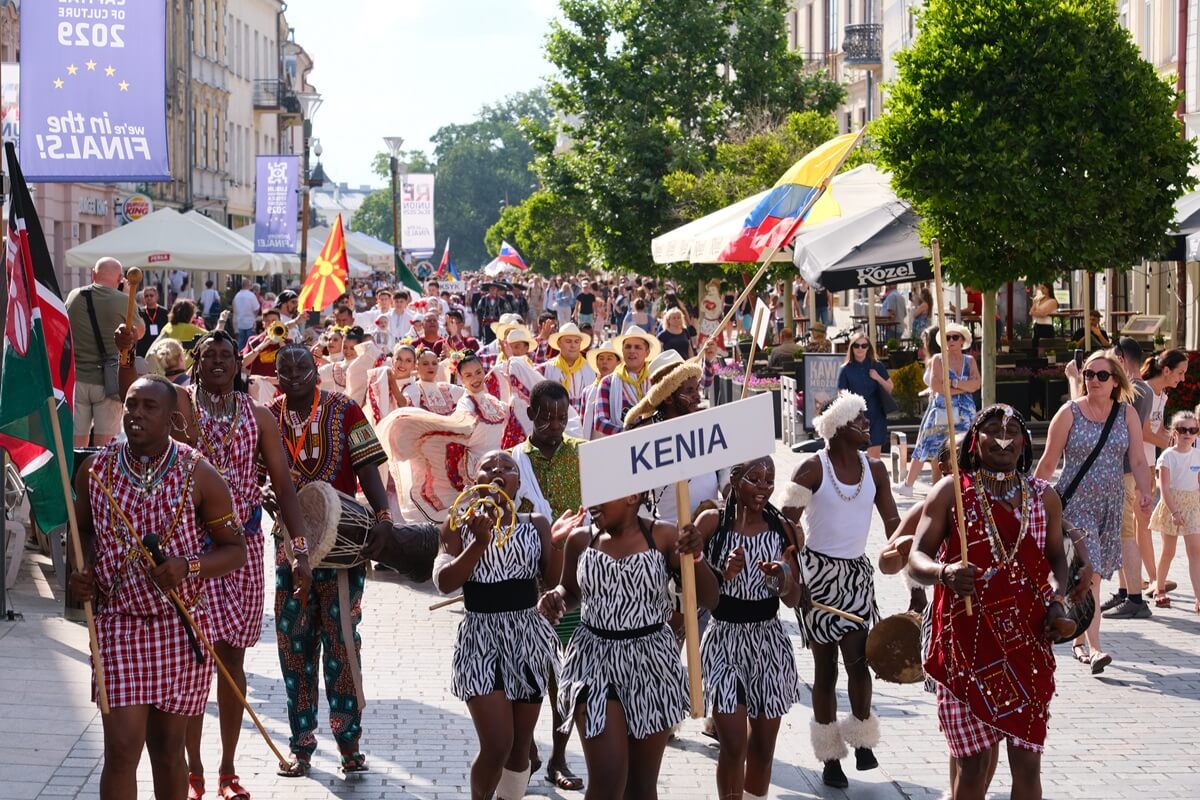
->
xmin=95 ymin=608 xmax=214 ymax=716
xmin=190 ymin=388 xmax=262 ymax=525
xmin=936 ymin=684 xmax=1044 ymax=758
xmin=207 ymin=512 xmax=265 ymax=649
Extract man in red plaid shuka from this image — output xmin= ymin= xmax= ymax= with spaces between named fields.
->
xmin=910 ymin=404 xmax=1085 ymax=800
xmin=70 ymin=376 xmax=246 ymax=800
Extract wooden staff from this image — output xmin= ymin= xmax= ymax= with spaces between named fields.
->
xmin=46 ymin=397 xmax=109 ymax=714
xmin=429 ymin=595 xmax=464 ymax=611
xmin=90 ymin=478 xmax=290 ymax=768
xmin=120 ymin=267 xmax=142 ymax=365
xmin=676 ymin=482 xmax=704 ymax=718
xmin=813 ymin=602 xmax=865 ymax=625
xmin=930 ymin=239 xmax=972 ymax=616
xmin=740 ymin=303 xmax=769 ymax=400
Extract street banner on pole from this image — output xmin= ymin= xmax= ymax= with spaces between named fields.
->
xmin=254 ymin=155 xmax=300 ymax=253
xmin=578 ymin=393 xmax=775 ymax=507
xmin=2 ymin=63 xmax=18 ymax=153
xmin=400 ymin=173 xmax=436 ymax=255
xmin=19 ymin=0 xmax=170 ymax=182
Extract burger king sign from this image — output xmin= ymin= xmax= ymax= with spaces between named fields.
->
xmin=120 ymin=193 xmax=153 ymax=225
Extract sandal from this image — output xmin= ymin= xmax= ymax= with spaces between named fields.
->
xmin=1090 ymin=651 xmax=1112 ymax=675
xmin=1072 ymin=643 xmax=1090 ymax=664
xmin=1155 ymin=592 xmax=1172 ymax=608
xmin=276 ymin=756 xmax=310 ymax=778
xmin=340 ymin=752 xmax=369 ymax=774
xmin=546 ymin=765 xmax=585 ymax=791
xmin=188 ymin=773 xmax=204 ymax=800
xmin=217 ymin=775 xmax=250 ymax=800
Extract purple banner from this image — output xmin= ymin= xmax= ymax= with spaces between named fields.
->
xmin=254 ymin=155 xmax=300 ymax=253
xmin=19 ymin=0 xmax=169 ymax=182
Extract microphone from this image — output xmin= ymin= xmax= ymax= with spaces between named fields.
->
xmin=142 ymin=533 xmax=166 ymax=566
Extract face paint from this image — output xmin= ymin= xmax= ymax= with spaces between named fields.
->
xmin=994 ymin=437 xmax=1014 ymax=450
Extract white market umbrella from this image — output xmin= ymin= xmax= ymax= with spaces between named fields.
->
xmin=66 ymin=208 xmax=256 ymax=273
xmin=183 ymin=211 xmax=282 ymax=275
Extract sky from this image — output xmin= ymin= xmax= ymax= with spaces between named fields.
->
xmin=282 ymin=0 xmax=560 ymax=190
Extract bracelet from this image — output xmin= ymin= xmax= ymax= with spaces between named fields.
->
xmin=374 ymin=510 xmax=393 ymax=524
xmin=938 ymin=563 xmax=950 ymax=586
xmin=186 ymin=555 xmax=201 ymax=577
xmin=290 ymin=536 xmax=309 ymax=555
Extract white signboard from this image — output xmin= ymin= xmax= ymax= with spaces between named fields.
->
xmin=751 ymin=299 xmax=770 ymax=347
xmin=579 ymin=393 xmax=776 ymax=507
xmin=400 ymin=173 xmax=436 ymax=254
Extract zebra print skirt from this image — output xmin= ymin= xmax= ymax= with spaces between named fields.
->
xmin=557 ymin=624 xmax=689 ymax=740
xmin=451 ymin=608 xmax=560 ymax=703
xmin=796 ymin=549 xmax=879 ymax=646
xmin=701 ymin=617 xmax=800 ymax=719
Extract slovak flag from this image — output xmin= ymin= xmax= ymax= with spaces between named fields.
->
xmin=496 ymin=240 xmax=528 ymax=270
xmin=718 ymin=132 xmax=860 ymax=262
xmin=437 ymin=238 xmax=459 ymax=279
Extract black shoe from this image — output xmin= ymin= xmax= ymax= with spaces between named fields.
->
xmin=855 ymin=747 xmax=879 ymax=771
xmin=822 ymin=760 xmax=849 ymax=789
xmin=1102 ymin=599 xmax=1152 ymax=619
xmin=1099 ymin=593 xmax=1126 ymax=612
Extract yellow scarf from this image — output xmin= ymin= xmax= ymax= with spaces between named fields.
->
xmin=553 ymin=354 xmax=587 ymax=391
xmin=616 ymin=363 xmax=649 ymax=401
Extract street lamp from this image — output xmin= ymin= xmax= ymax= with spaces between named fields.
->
xmin=296 ymin=91 xmax=323 ymax=282
xmin=384 ymin=136 xmax=405 ymax=282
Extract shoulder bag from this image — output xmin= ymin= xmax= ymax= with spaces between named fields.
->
xmin=1058 ymin=400 xmax=1121 ymax=508
xmin=83 ymin=289 xmax=121 ymax=399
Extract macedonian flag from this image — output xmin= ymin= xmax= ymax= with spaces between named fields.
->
xmin=298 ymin=214 xmax=350 ymax=312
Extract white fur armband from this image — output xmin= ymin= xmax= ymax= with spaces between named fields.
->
xmin=432 ymin=553 xmax=454 ymax=587
xmin=780 ymin=482 xmax=813 ymax=511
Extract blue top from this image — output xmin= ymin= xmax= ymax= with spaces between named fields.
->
xmin=837 ymin=358 xmax=891 ymax=446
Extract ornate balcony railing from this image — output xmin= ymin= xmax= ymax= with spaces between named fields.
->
xmin=843 ymin=23 xmax=882 ymax=67
xmin=252 ymin=80 xmax=301 ymax=114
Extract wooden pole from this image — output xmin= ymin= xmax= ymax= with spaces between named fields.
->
xmin=429 ymin=595 xmax=464 ymax=611
xmin=674 ymin=481 xmax=704 ymax=717
xmin=120 ymin=267 xmax=142 ymax=365
xmin=930 ymin=240 xmax=972 ymax=616
xmin=46 ymin=396 xmax=110 ymax=713
xmin=1082 ymin=271 xmax=1092 ymax=353
xmin=740 ymin=339 xmax=759 ymax=400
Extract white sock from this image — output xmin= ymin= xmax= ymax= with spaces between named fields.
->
xmin=496 ymin=765 xmax=531 ymax=800
xmin=743 ymin=792 xmax=768 ymax=800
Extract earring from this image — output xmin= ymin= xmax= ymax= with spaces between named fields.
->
xmin=171 ymin=412 xmax=187 ymax=434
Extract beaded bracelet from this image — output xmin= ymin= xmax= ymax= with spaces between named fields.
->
xmin=290 ymin=536 xmax=309 ymax=555
xmin=186 ymin=555 xmax=201 ymax=577
xmin=374 ymin=510 xmax=393 ymax=524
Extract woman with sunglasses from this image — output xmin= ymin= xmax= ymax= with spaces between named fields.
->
xmin=895 ymin=323 xmax=979 ymax=497
xmin=836 ymin=333 xmax=895 ymax=458
xmin=1149 ymin=411 xmax=1200 ymax=612
xmin=1035 ymin=351 xmax=1152 ymax=674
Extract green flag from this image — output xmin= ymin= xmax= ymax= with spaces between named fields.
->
xmin=395 ymin=252 xmax=423 ymax=293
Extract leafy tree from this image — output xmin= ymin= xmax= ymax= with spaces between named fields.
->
xmin=369 ymin=149 xmax=434 ymax=182
xmin=875 ymin=0 xmax=1195 ymax=403
xmin=538 ymin=0 xmax=844 ymax=273
xmin=484 ymin=190 xmax=591 ymax=275
xmin=349 ymin=189 xmax=394 ymax=243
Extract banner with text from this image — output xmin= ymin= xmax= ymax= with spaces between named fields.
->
xmin=802 ymin=354 xmax=843 ymax=431
xmin=254 ymin=155 xmax=300 ymax=253
xmin=400 ymin=173 xmax=436 ymax=256
xmin=19 ymin=0 xmax=169 ymax=181
xmin=578 ymin=393 xmax=776 ymax=507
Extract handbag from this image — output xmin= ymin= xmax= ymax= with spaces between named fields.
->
xmin=83 ymin=289 xmax=122 ymax=399
xmin=874 ymin=360 xmax=899 ymax=415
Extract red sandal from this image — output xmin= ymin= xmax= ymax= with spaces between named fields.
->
xmin=1155 ymin=592 xmax=1172 ymax=608
xmin=218 ymin=774 xmax=250 ymax=800
xmin=188 ymin=773 xmax=204 ymax=800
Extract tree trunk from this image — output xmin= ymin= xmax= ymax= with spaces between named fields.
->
xmin=1177 ymin=260 xmax=1187 ymax=347
xmin=981 ymin=291 xmax=997 ymax=407
xmin=783 ymin=278 xmax=794 ymax=330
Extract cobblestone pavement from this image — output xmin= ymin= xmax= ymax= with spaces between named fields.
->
xmin=3 ymin=443 xmax=1200 ymax=799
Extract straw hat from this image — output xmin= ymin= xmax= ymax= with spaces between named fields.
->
xmin=505 ymin=327 xmax=535 ymax=348
xmin=611 ymin=325 xmax=662 ymax=362
xmin=490 ymin=312 xmax=525 ymax=340
xmin=586 ymin=340 xmax=622 ymax=373
xmin=936 ymin=321 xmax=972 ymax=349
xmin=623 ymin=350 xmax=703 ymax=428
xmin=549 ymin=322 xmax=592 ymax=352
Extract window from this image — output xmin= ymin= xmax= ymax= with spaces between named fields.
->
xmin=1143 ymin=0 xmax=1152 ymax=55
xmin=197 ymin=0 xmax=206 ymax=55
xmin=1168 ymin=0 xmax=1177 ymax=60
xmin=827 ymin=0 xmax=839 ymax=52
xmin=212 ymin=112 xmax=220 ymax=170
xmin=806 ymin=5 xmax=814 ymax=55
xmin=213 ymin=0 xmax=221 ymax=61
xmin=199 ymin=110 xmax=207 ymax=169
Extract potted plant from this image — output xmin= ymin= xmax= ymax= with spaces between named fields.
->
xmin=994 ymin=366 xmax=1034 ymax=418
xmin=1154 ymin=333 xmax=1167 ymax=349
xmin=885 ymin=337 xmax=901 ymax=355
xmin=889 ymin=361 xmax=927 ymax=422
xmin=1032 ymin=365 xmax=1068 ymax=421
xmin=1000 ymin=335 xmax=1010 ymax=353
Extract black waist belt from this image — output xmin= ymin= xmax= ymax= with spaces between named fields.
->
xmin=713 ymin=595 xmax=780 ymax=623
xmin=582 ymin=621 xmax=664 ymax=640
xmin=462 ymin=579 xmax=537 ymax=613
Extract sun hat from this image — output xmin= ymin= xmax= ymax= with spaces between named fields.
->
xmin=623 ymin=350 xmax=703 ymax=428
xmin=586 ymin=340 xmax=622 ymax=373
xmin=548 ymin=322 xmax=592 ymax=352
xmin=936 ymin=321 xmax=972 ymax=349
xmin=611 ymin=325 xmax=662 ymax=362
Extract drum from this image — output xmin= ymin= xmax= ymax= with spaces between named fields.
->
xmin=866 ymin=611 xmax=925 ymax=684
xmin=368 ymin=522 xmax=440 ymax=583
xmin=295 ymin=483 xmax=373 ymax=569
xmin=1054 ymin=531 xmax=1094 ymax=645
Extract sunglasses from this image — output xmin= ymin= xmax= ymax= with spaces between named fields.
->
xmin=945 ymin=334 xmax=964 ymax=342
xmin=1175 ymin=426 xmax=1199 ymax=435
xmin=1082 ymin=369 xmax=1112 ymax=382
xmin=852 ymin=342 xmax=871 ymax=350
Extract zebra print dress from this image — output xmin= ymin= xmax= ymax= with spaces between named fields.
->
xmin=557 ymin=526 xmax=689 ymax=740
xmin=450 ymin=518 xmax=559 ymax=703
xmin=701 ymin=522 xmax=800 ymax=719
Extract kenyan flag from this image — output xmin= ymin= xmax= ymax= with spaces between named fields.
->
xmin=1 ymin=142 xmax=74 ymax=530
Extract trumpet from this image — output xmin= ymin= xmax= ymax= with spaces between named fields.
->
xmin=267 ymin=320 xmax=289 ymax=343
xmin=448 ymin=481 xmax=516 ymax=547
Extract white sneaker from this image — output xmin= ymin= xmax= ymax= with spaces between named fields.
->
xmin=893 ymin=483 xmax=914 ymax=497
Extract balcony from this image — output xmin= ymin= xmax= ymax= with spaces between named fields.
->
xmin=842 ymin=23 xmax=882 ymax=68
xmin=252 ymin=79 xmax=301 ymax=115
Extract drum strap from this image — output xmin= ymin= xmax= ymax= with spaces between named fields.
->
xmin=337 ymin=569 xmax=367 ymax=710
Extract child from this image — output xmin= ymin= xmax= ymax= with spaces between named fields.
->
xmin=1150 ymin=411 xmax=1200 ymax=612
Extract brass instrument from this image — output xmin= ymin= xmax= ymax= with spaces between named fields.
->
xmin=448 ymin=482 xmax=517 ymax=547
xmin=267 ymin=320 xmax=289 ymax=343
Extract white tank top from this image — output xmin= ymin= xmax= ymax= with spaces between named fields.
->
xmin=802 ymin=450 xmax=876 ymax=559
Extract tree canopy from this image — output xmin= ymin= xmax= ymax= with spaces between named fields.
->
xmin=875 ymin=0 xmax=1196 ymax=292
xmin=484 ymin=190 xmax=591 ymax=275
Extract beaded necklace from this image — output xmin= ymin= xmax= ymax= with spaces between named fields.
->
xmin=824 ymin=450 xmax=866 ymax=502
xmin=978 ymin=467 xmax=1021 ymax=504
xmin=976 ymin=473 xmax=1032 ymax=580
xmin=117 ymin=441 xmax=178 ymax=498
xmin=191 ymin=386 xmax=242 ymax=461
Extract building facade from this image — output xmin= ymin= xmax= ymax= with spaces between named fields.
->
xmin=786 ymin=0 xmax=885 ymax=131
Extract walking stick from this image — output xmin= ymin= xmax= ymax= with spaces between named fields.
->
xmin=90 ymin=477 xmax=290 ymax=769
xmin=930 ymin=240 xmax=972 ymax=616
xmin=675 ymin=481 xmax=704 ymax=718
xmin=120 ymin=267 xmax=143 ymax=365
xmin=46 ymin=398 xmax=110 ymax=714
xmin=429 ymin=595 xmax=464 ymax=611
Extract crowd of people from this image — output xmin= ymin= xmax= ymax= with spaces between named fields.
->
xmin=55 ymin=256 xmax=1200 ymax=800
